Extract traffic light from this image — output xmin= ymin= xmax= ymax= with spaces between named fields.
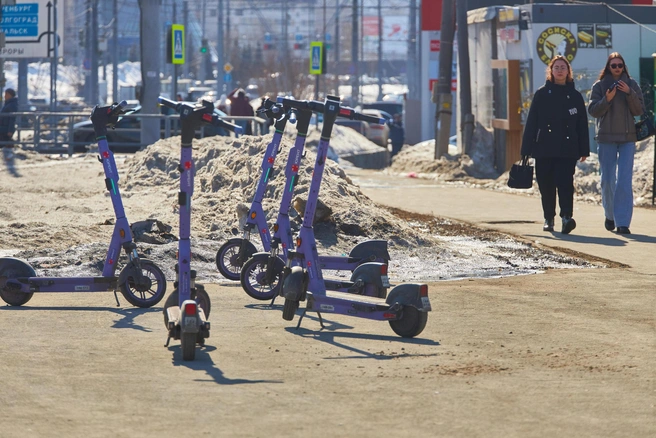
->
xmin=200 ymin=39 xmax=208 ymax=53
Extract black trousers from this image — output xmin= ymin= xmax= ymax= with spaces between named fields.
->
xmin=535 ymin=157 xmax=578 ymax=220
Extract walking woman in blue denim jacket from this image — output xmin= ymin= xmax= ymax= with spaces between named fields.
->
xmin=588 ymin=52 xmax=644 ymax=235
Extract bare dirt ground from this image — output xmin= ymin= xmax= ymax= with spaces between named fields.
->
xmin=0 ymin=133 xmax=653 ymax=437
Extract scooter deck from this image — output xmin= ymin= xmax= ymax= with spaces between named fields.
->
xmin=307 ymin=291 xmax=389 ymax=309
xmin=17 ymin=276 xmax=117 ymax=293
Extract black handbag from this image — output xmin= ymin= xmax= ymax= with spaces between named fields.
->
xmin=507 ymin=156 xmax=534 ymax=189
xmin=635 ymin=111 xmax=655 ymax=141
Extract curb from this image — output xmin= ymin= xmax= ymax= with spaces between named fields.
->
xmin=341 ymin=148 xmax=390 ymax=169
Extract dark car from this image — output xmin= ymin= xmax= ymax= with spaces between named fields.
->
xmin=72 ymin=104 xmax=229 ymax=153
xmin=362 ymin=101 xmax=404 ymax=117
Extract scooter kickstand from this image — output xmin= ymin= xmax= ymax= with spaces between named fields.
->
xmin=269 ymin=295 xmax=277 ymax=308
xmin=317 ymin=312 xmax=326 ymax=329
xmin=164 ymin=336 xmax=172 ymax=347
xmin=113 ymin=290 xmax=121 ymax=307
xmin=295 ymin=309 xmax=306 ymax=330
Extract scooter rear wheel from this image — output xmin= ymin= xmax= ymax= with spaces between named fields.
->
xmin=181 ymin=331 xmax=197 ymax=361
xmin=240 ymin=254 xmax=284 ymax=301
xmin=389 ymin=306 xmax=428 ymax=338
xmin=216 ymin=239 xmax=256 ymax=281
xmin=282 ymin=298 xmax=299 ymax=321
xmin=0 ymin=258 xmax=35 ymax=306
xmin=119 ymin=260 xmax=167 ymax=308
xmin=162 ymin=285 xmax=211 ymax=329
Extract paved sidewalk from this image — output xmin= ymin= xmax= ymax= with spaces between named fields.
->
xmin=349 ymin=169 xmax=656 ymax=275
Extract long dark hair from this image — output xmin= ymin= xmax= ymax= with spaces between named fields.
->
xmin=546 ymin=55 xmax=573 ymax=83
xmin=598 ymin=52 xmax=631 ymax=80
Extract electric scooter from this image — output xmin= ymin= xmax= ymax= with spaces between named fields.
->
xmin=239 ymin=98 xmax=390 ymax=301
xmin=0 ymin=101 xmax=167 ymax=308
xmin=214 ymin=97 xmax=290 ymax=280
xmin=278 ymin=96 xmax=431 ymax=338
xmin=158 ymin=97 xmax=242 ymax=361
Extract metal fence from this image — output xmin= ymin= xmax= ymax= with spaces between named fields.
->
xmin=0 ymin=111 xmax=269 ymax=155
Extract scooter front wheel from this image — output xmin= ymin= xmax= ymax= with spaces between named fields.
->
xmin=240 ymin=254 xmax=285 ymax=301
xmin=216 ymin=238 xmax=257 ymax=281
xmin=119 ymin=260 xmax=167 ymax=308
xmin=0 ymin=258 xmax=35 ymax=306
xmin=389 ymin=306 xmax=428 ymax=338
xmin=282 ymin=298 xmax=299 ymax=321
xmin=181 ymin=331 xmax=197 ymax=361
xmin=162 ymin=285 xmax=211 ymax=329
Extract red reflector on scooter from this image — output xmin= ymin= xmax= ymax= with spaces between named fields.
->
xmin=383 ymin=312 xmax=396 ymax=319
xmin=184 ymin=302 xmax=197 ymax=315
xmin=420 ymin=284 xmax=428 ymax=297
xmin=202 ymin=113 xmax=212 ymax=122
xmin=380 ymin=264 xmax=388 ymax=275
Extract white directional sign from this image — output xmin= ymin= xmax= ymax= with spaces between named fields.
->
xmin=0 ymin=0 xmax=65 ymax=58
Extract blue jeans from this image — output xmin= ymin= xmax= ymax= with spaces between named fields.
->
xmin=597 ymin=142 xmax=635 ymax=227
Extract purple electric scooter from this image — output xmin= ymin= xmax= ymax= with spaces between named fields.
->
xmin=214 ymin=97 xmax=290 ymax=280
xmin=278 ymin=96 xmax=432 ymax=338
xmin=0 ymin=101 xmax=167 ymax=308
xmin=158 ymin=97 xmax=242 ymax=361
xmin=239 ymin=98 xmax=390 ymax=301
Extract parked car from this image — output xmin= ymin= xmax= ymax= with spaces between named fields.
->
xmin=334 ymin=118 xmax=370 ymax=140
xmin=361 ymin=109 xmax=392 ymax=147
xmin=362 ymin=101 xmax=404 ymax=118
xmin=72 ymin=104 xmax=229 ymax=152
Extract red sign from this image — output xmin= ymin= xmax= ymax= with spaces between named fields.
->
xmin=362 ymin=16 xmax=379 ymax=37
xmin=421 ymin=0 xmax=443 ymax=31
xmin=430 ymin=79 xmax=456 ymax=92
xmin=430 ymin=40 xmax=440 ymax=52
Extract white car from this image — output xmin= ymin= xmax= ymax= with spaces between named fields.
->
xmin=360 ymin=109 xmax=392 ymax=147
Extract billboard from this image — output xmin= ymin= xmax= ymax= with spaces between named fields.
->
xmin=0 ymin=0 xmax=65 ymax=58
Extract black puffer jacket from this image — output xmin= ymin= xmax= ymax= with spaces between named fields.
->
xmin=521 ymin=80 xmax=590 ymax=159
xmin=0 ymin=96 xmax=18 ymax=135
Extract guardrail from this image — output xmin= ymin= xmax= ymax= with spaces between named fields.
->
xmin=0 ymin=111 xmax=269 ymax=155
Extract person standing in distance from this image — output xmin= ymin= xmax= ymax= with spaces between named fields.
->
xmin=0 ymin=88 xmax=18 ymax=170
xmin=520 ymin=56 xmax=590 ymax=234
xmin=588 ymin=52 xmax=644 ymax=235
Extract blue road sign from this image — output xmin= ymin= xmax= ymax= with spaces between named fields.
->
xmin=173 ymin=29 xmax=183 ymax=60
xmin=1 ymin=3 xmax=39 ymax=37
xmin=224 ymin=72 xmax=232 ymax=83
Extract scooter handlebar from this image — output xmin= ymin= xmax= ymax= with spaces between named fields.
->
xmin=158 ymin=96 xmax=179 ymax=111
xmin=107 ymin=100 xmax=128 ymax=117
xmin=279 ymin=97 xmax=384 ymax=125
xmin=201 ymin=113 xmax=243 ymax=135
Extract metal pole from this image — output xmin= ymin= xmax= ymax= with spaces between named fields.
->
xmin=112 ymin=0 xmax=118 ymax=102
xmin=90 ymin=0 xmax=99 ymax=105
xmin=172 ymin=0 xmax=178 ymax=100
xmin=350 ymin=0 xmax=359 ymax=107
xmin=183 ymin=1 xmax=189 ymax=78
xmin=457 ymin=0 xmax=475 ymax=155
xmin=407 ymin=0 xmax=418 ymax=101
xmin=377 ymin=0 xmax=382 ymax=101
xmin=434 ymin=0 xmax=455 ymax=159
xmin=216 ymin=0 xmax=224 ymax=97
xmin=50 ymin=0 xmax=58 ymax=111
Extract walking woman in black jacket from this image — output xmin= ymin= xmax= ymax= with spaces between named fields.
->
xmin=521 ymin=56 xmax=590 ymax=234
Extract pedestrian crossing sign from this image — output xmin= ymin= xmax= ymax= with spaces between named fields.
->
xmin=309 ymin=41 xmax=324 ymax=75
xmin=171 ymin=24 xmax=185 ymax=65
